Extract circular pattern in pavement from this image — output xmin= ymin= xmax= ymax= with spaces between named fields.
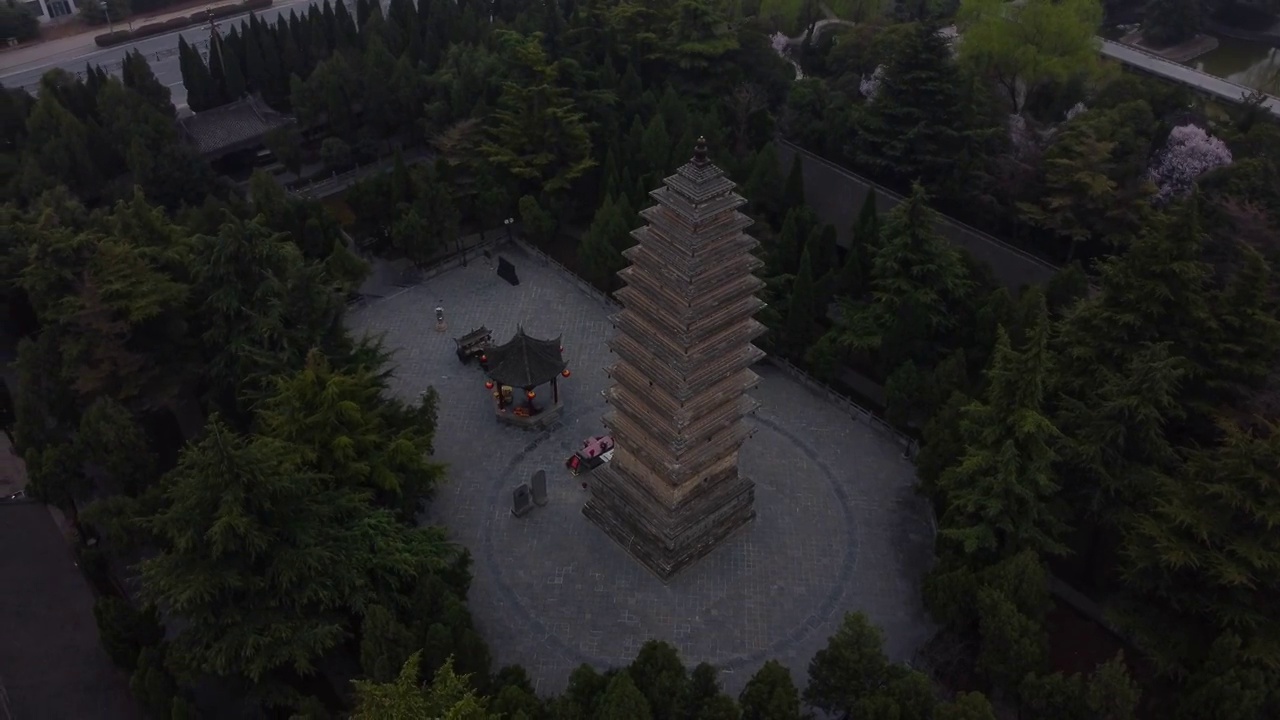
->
xmin=479 ymin=411 xmax=859 ymax=672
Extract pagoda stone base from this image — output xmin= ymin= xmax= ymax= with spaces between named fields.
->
xmin=583 ymin=464 xmax=755 ymax=581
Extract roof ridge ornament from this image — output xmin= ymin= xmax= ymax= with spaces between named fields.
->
xmin=692 ymin=136 xmax=710 ymax=168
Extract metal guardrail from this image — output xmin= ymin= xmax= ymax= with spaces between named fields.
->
xmin=764 ymin=355 xmax=916 ymax=456
xmin=509 ymin=236 xmax=625 ymax=311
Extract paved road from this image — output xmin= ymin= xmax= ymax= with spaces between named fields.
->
xmin=1099 ymin=38 xmax=1280 ymax=117
xmin=0 ymin=0 xmax=321 ymax=111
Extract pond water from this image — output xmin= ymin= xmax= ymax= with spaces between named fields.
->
xmin=1192 ymin=38 xmax=1280 ymax=94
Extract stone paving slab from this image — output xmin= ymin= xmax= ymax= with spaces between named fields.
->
xmin=347 ymin=243 xmax=936 ymax=695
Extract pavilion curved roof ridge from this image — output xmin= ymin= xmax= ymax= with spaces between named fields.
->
xmin=486 ymin=325 xmax=567 ymax=389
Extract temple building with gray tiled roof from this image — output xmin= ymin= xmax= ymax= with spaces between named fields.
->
xmin=178 ymin=95 xmax=293 ymax=160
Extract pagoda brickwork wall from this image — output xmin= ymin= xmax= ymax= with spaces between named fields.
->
xmin=583 ymin=141 xmax=766 ymax=581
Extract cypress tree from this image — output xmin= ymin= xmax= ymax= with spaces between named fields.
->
xmin=808 ymin=224 xmax=839 ymax=308
xmin=334 ymin=0 xmax=358 ymax=49
xmin=278 ymin=22 xmax=305 ymax=81
xmin=743 ymin=142 xmax=785 ymax=226
xmin=355 ymin=0 xmax=371 ymax=27
xmin=578 ymin=195 xmax=632 ymax=291
xmin=307 ymin=8 xmax=332 ymax=65
xmin=782 ymin=247 xmax=822 ymax=360
xmin=242 ymin=17 xmax=270 ymax=96
xmin=206 ymin=36 xmax=229 ymax=106
xmin=783 ymin=153 xmax=805 ymax=210
xmin=221 ymin=40 xmax=247 ymax=101
xmin=177 ymin=36 xmax=202 ymax=109
xmin=288 ymin=10 xmax=306 ymax=57
xmin=322 ymin=0 xmax=338 ymax=48
xmin=640 ymin=114 xmax=670 ymax=181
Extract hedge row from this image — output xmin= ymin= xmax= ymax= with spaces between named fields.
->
xmin=93 ymin=0 xmax=272 ymax=48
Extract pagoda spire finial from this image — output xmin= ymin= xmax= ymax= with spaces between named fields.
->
xmin=692 ymin=136 xmax=710 ymax=167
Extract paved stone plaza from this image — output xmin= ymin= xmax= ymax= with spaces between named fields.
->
xmin=347 ymin=243 xmax=936 ymax=695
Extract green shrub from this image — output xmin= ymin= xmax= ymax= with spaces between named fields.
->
xmin=0 ymin=0 xmax=39 ymax=42
xmin=94 ymin=29 xmax=134 ymax=46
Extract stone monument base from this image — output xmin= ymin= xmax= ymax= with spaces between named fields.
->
xmin=583 ymin=465 xmax=755 ymax=582
xmin=495 ymin=401 xmax=564 ymax=431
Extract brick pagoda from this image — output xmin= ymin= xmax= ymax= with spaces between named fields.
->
xmin=583 ymin=137 xmax=767 ymax=581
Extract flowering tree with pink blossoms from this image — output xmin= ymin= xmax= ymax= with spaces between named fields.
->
xmin=859 ymin=64 xmax=886 ymax=100
xmin=771 ymin=32 xmax=790 ymax=55
xmin=1147 ymin=124 xmax=1232 ymax=202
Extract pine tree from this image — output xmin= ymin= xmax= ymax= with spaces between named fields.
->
xmin=255 ymin=349 xmax=447 ymax=515
xmin=627 ymin=641 xmax=689 ymax=720
xmin=822 ymin=185 xmax=971 ymax=368
xmin=1119 ymin=417 xmax=1280 ymax=676
xmin=804 ymin=612 xmax=894 ymax=716
xmin=936 ymin=294 xmax=1068 ymax=562
xmin=850 ymin=21 xmax=987 ymax=198
xmin=935 ymin=692 xmax=997 ymax=720
xmin=1206 ymin=245 xmax=1280 ymax=403
xmin=191 ymin=217 xmax=346 ymax=420
xmin=138 ymin=417 xmax=452 ymax=691
xmin=597 ymin=672 xmax=651 ymax=720
xmin=481 ymin=31 xmax=595 ymax=198
xmin=740 ymin=660 xmax=802 ymax=720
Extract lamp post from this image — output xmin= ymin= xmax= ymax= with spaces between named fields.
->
xmin=503 ymin=217 xmax=514 ymax=243
xmin=456 ymin=233 xmax=467 ymax=267
xmin=102 ymin=0 xmax=114 ymax=34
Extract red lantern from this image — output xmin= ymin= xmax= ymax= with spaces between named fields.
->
xmin=561 ymin=369 xmax=571 ymax=378
xmin=559 ymin=346 xmax=564 ymax=353
xmin=526 ymin=390 xmax=536 ymax=399
xmin=480 ymin=354 xmax=488 ymax=363
xmin=485 ymin=380 xmax=495 ymax=390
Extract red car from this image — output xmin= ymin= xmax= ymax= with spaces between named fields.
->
xmin=566 ymin=435 xmax=614 ymax=476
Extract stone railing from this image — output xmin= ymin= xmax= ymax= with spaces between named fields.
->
xmin=509 ymin=236 xmax=624 ymax=310
xmin=764 ymin=356 xmax=917 ymax=459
